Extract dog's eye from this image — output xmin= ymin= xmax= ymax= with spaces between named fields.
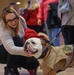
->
xmin=31 ymin=40 xmax=36 ymax=44
xmin=32 ymin=41 xmax=36 ymax=44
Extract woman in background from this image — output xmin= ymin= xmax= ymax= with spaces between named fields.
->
xmin=24 ymin=0 xmax=44 ymax=33
xmin=58 ymin=0 xmax=74 ymax=45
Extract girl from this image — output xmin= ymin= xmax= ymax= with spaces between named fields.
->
xmin=0 ymin=6 xmax=39 ymax=75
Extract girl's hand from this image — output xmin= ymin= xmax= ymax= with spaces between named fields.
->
xmin=24 ymin=50 xmax=32 ymax=57
xmin=38 ymin=19 xmax=42 ymax=26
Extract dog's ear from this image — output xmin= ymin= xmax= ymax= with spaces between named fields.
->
xmin=38 ymin=32 xmax=49 ymax=41
xmin=38 ymin=32 xmax=50 ymax=48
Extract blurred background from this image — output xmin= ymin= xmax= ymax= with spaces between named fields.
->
xmin=0 ymin=0 xmax=29 ymax=18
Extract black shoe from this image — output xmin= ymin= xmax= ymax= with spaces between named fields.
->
xmin=4 ymin=67 xmax=19 ymax=75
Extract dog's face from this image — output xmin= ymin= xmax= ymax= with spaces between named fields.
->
xmin=24 ymin=37 xmax=43 ymax=58
xmin=24 ymin=33 xmax=50 ymax=58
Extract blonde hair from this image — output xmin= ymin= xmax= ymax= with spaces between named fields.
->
xmin=1 ymin=6 xmax=22 ymax=37
xmin=28 ymin=0 xmax=39 ymax=10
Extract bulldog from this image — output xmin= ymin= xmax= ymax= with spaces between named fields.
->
xmin=24 ymin=32 xmax=74 ymax=75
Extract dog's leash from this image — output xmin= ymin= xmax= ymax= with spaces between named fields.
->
xmin=50 ymin=13 xmax=74 ymax=44
xmin=38 ymin=12 xmax=74 ymax=58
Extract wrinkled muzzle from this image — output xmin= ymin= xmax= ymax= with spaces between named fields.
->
xmin=24 ymin=38 xmax=42 ymax=58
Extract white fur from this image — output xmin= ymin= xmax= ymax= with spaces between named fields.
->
xmin=24 ymin=38 xmax=42 ymax=58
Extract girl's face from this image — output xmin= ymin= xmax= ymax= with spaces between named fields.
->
xmin=5 ymin=13 xmax=19 ymax=28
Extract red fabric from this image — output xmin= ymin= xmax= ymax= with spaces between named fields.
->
xmin=23 ymin=8 xmax=44 ymax=26
xmin=24 ymin=28 xmax=39 ymax=40
xmin=27 ymin=69 xmax=37 ymax=75
xmin=37 ymin=0 xmax=58 ymax=21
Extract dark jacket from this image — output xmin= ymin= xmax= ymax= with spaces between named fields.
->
xmin=46 ymin=2 xmax=61 ymax=29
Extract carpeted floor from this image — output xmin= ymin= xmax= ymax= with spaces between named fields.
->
xmin=0 ymin=64 xmax=74 ymax=75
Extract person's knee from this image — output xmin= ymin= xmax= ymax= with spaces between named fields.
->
xmin=27 ymin=57 xmax=39 ymax=68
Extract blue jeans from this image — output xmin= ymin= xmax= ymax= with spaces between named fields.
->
xmin=45 ymin=22 xmax=60 ymax=46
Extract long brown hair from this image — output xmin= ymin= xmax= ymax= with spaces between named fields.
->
xmin=2 ymin=6 xmax=20 ymax=37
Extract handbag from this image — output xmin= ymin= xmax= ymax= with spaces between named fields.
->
xmin=59 ymin=0 xmax=69 ymax=14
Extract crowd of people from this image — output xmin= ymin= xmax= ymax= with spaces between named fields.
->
xmin=37 ymin=0 xmax=61 ymax=46
xmin=0 ymin=0 xmax=74 ymax=75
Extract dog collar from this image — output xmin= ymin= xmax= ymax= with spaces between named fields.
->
xmin=38 ymin=40 xmax=52 ymax=59
xmin=38 ymin=47 xmax=49 ymax=59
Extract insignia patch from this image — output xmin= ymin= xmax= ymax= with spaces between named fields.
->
xmin=63 ymin=46 xmax=71 ymax=51
xmin=63 ymin=46 xmax=73 ymax=56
